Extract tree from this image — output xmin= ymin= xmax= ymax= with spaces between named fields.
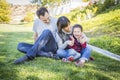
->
xmin=0 ymin=0 xmax=10 ymax=23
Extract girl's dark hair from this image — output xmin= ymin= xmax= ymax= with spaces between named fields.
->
xmin=57 ymin=16 xmax=70 ymax=33
xmin=72 ymin=24 xmax=83 ymax=33
xmin=36 ymin=7 xmax=48 ymax=18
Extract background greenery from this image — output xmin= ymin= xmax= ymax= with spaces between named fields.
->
xmin=0 ymin=0 xmax=10 ymax=23
xmin=0 ymin=0 xmax=120 ymax=80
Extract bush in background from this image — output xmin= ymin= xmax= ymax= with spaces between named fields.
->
xmin=23 ymin=12 xmax=34 ymax=22
xmin=90 ymin=36 xmax=120 ymax=55
xmin=95 ymin=0 xmax=115 ymax=14
xmin=0 ymin=0 xmax=10 ymax=23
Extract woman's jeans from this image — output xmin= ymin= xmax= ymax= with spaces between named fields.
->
xmin=17 ymin=30 xmax=58 ymax=60
xmin=57 ymin=45 xmax=92 ymax=61
xmin=57 ymin=49 xmax=81 ymax=61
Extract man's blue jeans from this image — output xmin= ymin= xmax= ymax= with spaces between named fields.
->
xmin=17 ymin=30 xmax=58 ymax=59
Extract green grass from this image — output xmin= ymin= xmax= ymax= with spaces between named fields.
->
xmin=0 ymin=23 xmax=120 ymax=80
xmin=0 ymin=5 xmax=120 ymax=79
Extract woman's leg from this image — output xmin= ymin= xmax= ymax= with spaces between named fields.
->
xmin=57 ymin=49 xmax=67 ymax=59
xmin=67 ymin=49 xmax=81 ymax=61
xmin=17 ymin=42 xmax=33 ymax=54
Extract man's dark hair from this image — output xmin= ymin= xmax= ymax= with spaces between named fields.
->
xmin=36 ymin=7 xmax=49 ymax=18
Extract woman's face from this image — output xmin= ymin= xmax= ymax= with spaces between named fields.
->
xmin=63 ymin=23 xmax=71 ymax=32
xmin=73 ymin=27 xmax=82 ymax=39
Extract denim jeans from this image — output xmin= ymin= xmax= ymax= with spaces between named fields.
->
xmin=79 ymin=45 xmax=92 ymax=61
xmin=17 ymin=30 xmax=58 ymax=59
xmin=57 ymin=49 xmax=81 ymax=61
xmin=57 ymin=45 xmax=92 ymax=61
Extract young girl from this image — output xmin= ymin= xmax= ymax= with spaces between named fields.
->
xmin=56 ymin=16 xmax=92 ymax=67
xmin=68 ymin=24 xmax=91 ymax=67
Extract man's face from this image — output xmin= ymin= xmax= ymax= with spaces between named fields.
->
xmin=39 ymin=12 xmax=50 ymax=24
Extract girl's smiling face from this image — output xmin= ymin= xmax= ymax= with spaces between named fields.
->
xmin=73 ymin=27 xmax=82 ymax=39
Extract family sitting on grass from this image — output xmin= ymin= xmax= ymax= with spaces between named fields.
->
xmin=14 ymin=7 xmax=93 ymax=67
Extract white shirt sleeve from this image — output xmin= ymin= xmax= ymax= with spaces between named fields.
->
xmin=32 ymin=19 xmax=39 ymax=32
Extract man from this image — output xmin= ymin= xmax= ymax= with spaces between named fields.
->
xmin=14 ymin=7 xmax=58 ymax=64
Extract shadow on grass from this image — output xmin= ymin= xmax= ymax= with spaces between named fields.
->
xmin=0 ymin=31 xmax=120 ymax=80
xmin=0 ymin=61 xmax=18 ymax=80
xmin=0 ymin=31 xmax=33 ymax=80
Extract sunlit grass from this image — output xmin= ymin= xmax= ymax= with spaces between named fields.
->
xmin=0 ymin=5 xmax=120 ymax=79
xmin=0 ymin=25 xmax=120 ymax=79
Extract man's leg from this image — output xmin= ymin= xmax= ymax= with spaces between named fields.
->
xmin=17 ymin=42 xmax=33 ymax=54
xmin=27 ymin=30 xmax=58 ymax=59
xmin=37 ymin=50 xmax=53 ymax=58
xmin=14 ymin=30 xmax=58 ymax=64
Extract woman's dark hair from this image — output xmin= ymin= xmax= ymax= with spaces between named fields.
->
xmin=72 ymin=24 xmax=83 ymax=34
xmin=57 ymin=16 xmax=70 ymax=33
xmin=36 ymin=7 xmax=48 ymax=18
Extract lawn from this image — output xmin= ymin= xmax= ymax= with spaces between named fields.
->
xmin=0 ymin=23 xmax=120 ymax=80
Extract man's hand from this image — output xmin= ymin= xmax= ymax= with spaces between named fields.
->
xmin=79 ymin=36 xmax=86 ymax=44
xmin=34 ymin=32 xmax=38 ymax=43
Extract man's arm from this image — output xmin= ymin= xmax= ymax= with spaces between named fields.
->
xmin=34 ymin=32 xmax=38 ymax=42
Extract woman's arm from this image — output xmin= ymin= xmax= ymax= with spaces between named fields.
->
xmin=56 ymin=33 xmax=71 ymax=49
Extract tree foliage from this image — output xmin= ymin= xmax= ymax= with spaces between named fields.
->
xmin=0 ymin=0 xmax=10 ymax=23
xmin=31 ymin=0 xmax=62 ymax=6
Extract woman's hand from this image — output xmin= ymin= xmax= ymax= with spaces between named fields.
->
xmin=68 ymin=36 xmax=75 ymax=46
xmin=68 ymin=41 xmax=74 ymax=46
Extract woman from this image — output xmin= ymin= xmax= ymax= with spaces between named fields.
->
xmin=56 ymin=16 xmax=92 ymax=67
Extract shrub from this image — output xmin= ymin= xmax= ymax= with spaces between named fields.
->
xmin=90 ymin=36 xmax=120 ymax=55
xmin=23 ymin=12 xmax=34 ymax=22
xmin=0 ymin=0 xmax=10 ymax=23
xmin=82 ymin=0 xmax=89 ymax=2
xmin=95 ymin=0 xmax=115 ymax=13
